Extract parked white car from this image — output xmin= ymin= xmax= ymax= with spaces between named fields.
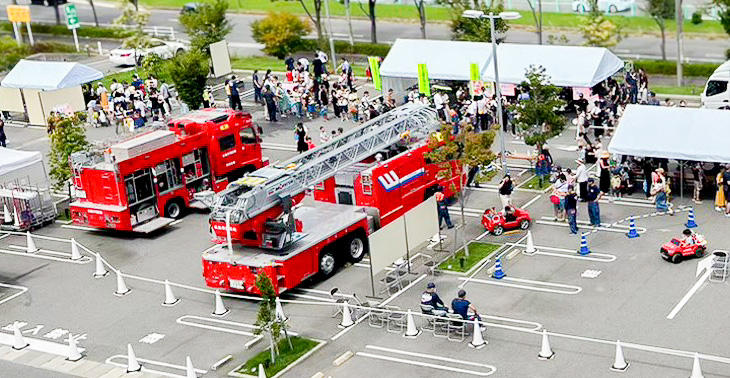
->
xmin=701 ymin=60 xmax=730 ymax=109
xmin=571 ymin=0 xmax=634 ymax=13
xmin=109 ymin=38 xmax=187 ymax=66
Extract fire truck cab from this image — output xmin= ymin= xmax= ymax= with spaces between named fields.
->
xmin=313 ymin=143 xmax=462 ymax=226
xmin=69 ymin=108 xmax=267 ymax=233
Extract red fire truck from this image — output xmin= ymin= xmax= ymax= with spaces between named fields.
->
xmin=69 ymin=108 xmax=267 ymax=233
xmin=201 ymin=104 xmax=460 ymax=294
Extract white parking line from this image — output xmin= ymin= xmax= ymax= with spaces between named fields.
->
xmin=458 ymin=277 xmax=582 ymax=295
xmin=666 ymin=269 xmax=712 ymax=320
xmin=105 ymin=355 xmax=206 ymax=378
xmin=0 ymin=249 xmax=91 ymax=264
xmin=0 ymin=331 xmax=85 ymax=356
xmin=521 ymin=194 xmax=542 ymax=209
xmin=356 ymin=351 xmax=495 ymax=376
xmin=536 ymin=220 xmax=647 ymax=235
xmin=0 ymin=283 xmax=28 ymax=306
xmin=366 ymin=345 xmax=496 ymax=369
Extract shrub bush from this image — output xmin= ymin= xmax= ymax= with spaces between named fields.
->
xmin=297 ymin=39 xmax=391 ymax=57
xmin=691 ymin=11 xmax=703 ymax=25
xmin=0 ymin=36 xmax=77 ymax=72
xmin=251 ymin=12 xmax=312 ymax=59
xmin=633 ymin=60 xmax=720 ymax=78
xmin=726 ymin=48 xmax=730 ymax=60
xmin=0 ymin=21 xmax=133 ymax=39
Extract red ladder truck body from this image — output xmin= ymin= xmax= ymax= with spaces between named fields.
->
xmin=69 ymin=108 xmax=267 ymax=232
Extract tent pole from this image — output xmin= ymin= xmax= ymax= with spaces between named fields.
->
xmin=679 ymin=161 xmax=683 ymax=200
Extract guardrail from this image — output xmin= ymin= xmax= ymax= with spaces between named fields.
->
xmin=115 ymin=24 xmax=175 ymax=39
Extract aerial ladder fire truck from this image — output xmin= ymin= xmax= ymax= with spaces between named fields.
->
xmin=201 ymin=103 xmax=462 ymax=294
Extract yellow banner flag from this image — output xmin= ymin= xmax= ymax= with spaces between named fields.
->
xmin=417 ymin=63 xmax=430 ymax=96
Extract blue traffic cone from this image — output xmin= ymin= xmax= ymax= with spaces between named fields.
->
xmin=626 ymin=217 xmax=640 ymax=239
xmin=578 ymin=234 xmax=591 ymax=255
xmin=492 ymin=258 xmax=506 ymax=279
xmin=685 ymin=208 xmax=698 ymax=228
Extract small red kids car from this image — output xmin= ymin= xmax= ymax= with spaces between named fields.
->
xmin=660 ymin=234 xmax=707 ymax=263
xmin=482 ymin=207 xmax=531 ymax=236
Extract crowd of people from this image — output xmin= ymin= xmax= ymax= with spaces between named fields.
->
xmin=82 ymin=74 xmax=175 ymax=134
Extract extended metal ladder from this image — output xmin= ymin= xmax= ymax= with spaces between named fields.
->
xmin=210 ymin=103 xmax=439 ymax=221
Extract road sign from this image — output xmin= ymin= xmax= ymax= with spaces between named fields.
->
xmin=6 ymin=5 xmax=30 ymax=23
xmin=64 ymin=4 xmax=80 ymax=30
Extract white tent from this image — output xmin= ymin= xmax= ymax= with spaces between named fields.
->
xmin=482 ymin=44 xmax=624 ymax=88
xmin=380 ymin=39 xmax=493 ymax=92
xmin=1 ymin=60 xmax=103 ymax=91
xmin=379 ymin=39 xmax=624 ymax=91
xmin=0 ymin=147 xmax=43 ymax=176
xmin=608 ymin=104 xmax=730 ymax=163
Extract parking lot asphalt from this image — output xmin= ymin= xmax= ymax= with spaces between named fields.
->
xmin=2 ymin=111 xmax=730 ymax=378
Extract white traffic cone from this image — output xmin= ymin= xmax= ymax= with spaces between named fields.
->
xmin=114 ymin=270 xmax=131 ymax=296
xmin=66 ymin=334 xmax=83 ymax=361
xmin=275 ymin=297 xmax=288 ymax=322
xmin=523 ymin=231 xmax=537 ymax=255
xmin=13 ymin=206 xmax=20 ymax=228
xmin=185 ymin=356 xmax=196 ymax=378
xmin=26 ymin=231 xmax=39 ymax=253
xmin=12 ymin=322 xmax=28 ymax=350
xmin=468 ymin=318 xmax=487 ymax=349
xmin=212 ymin=290 xmax=229 ymax=316
xmin=610 ymin=340 xmax=629 ymax=372
xmin=690 ymin=353 xmax=704 ymax=378
xmin=70 ymin=238 xmax=82 ymax=261
xmin=2 ymin=203 xmax=11 ymax=224
xmin=93 ymin=252 xmax=108 ymax=278
xmin=162 ymin=280 xmax=180 ymax=306
xmin=338 ymin=301 xmax=354 ymax=328
xmin=403 ymin=310 xmax=421 ymax=339
xmin=537 ymin=329 xmax=555 ymax=360
xmin=126 ymin=343 xmax=142 ymax=373
xmin=258 ymin=363 xmax=267 ymax=378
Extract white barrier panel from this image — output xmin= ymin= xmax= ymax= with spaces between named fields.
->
xmin=404 ymin=196 xmax=437 ymax=252
xmin=368 ymin=216 xmax=407 ymax=275
xmin=39 ymin=86 xmax=85 ymax=121
xmin=0 ymin=87 xmax=24 ymax=112
xmin=24 ymin=89 xmax=45 ymax=126
xmin=210 ymin=40 xmax=232 ymax=78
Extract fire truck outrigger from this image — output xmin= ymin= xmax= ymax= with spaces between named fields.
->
xmin=201 ymin=104 xmax=462 ymax=294
xmin=69 ymin=108 xmax=267 ymax=233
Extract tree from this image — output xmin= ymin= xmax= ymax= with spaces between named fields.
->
xmin=426 ymin=123 xmax=495 ymax=256
xmin=358 ymin=0 xmax=378 ymax=43
xmin=414 ymin=0 xmax=427 ymax=38
xmin=179 ymin=0 xmax=232 ymax=52
xmin=114 ymin=1 xmax=151 ymax=64
xmin=509 ymin=65 xmax=566 ymax=153
xmin=713 ymin=0 xmax=730 ymax=35
xmin=165 ymin=50 xmax=209 ymax=110
xmin=645 ymin=0 xmax=674 ymax=60
xmin=253 ymin=274 xmax=292 ymax=364
xmin=251 ymin=12 xmax=312 ymax=59
xmin=277 ymin=0 xmax=324 ymax=40
xmin=89 ymin=0 xmax=100 ymax=27
xmin=49 ymin=113 xmax=89 ymax=190
xmin=579 ymin=0 xmax=622 ymax=47
xmin=525 ymin=0 xmax=543 ymax=44
xmin=440 ymin=0 xmax=509 ymax=42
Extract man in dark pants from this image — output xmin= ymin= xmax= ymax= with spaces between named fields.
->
xmin=586 ymin=178 xmax=602 ymax=226
xmin=466 ymin=166 xmax=480 ymax=188
xmin=435 ymin=190 xmax=453 ymax=229
xmin=262 ymin=85 xmax=277 ymax=122
xmin=421 ymin=282 xmax=448 ymax=314
xmin=252 ymin=70 xmax=263 ymax=105
xmin=227 ymin=75 xmax=242 ymax=110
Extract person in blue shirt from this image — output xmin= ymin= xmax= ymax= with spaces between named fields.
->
xmin=451 ymin=289 xmax=481 ymax=321
xmin=420 ymin=282 xmax=448 ymax=313
xmin=585 ymin=178 xmax=602 ymax=226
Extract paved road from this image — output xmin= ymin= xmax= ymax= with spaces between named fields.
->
xmin=1 ymin=0 xmax=728 ymax=63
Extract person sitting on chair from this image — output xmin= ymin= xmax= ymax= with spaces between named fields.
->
xmin=451 ymin=289 xmax=482 ymax=322
xmin=421 ymin=282 xmax=448 ymax=314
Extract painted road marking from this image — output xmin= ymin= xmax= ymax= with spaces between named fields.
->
xmin=60 ymin=224 xmax=100 ymax=232
xmin=535 ymin=220 xmax=647 ymax=235
xmin=0 ymin=283 xmax=28 ymax=306
xmin=0 ymin=331 xmax=85 ymax=356
xmin=0 ymin=248 xmax=91 ymax=264
xmin=176 ymin=315 xmax=297 ymax=349
xmin=7 ymin=245 xmax=92 ymax=263
xmin=139 ymin=333 xmax=165 ymax=344
xmin=357 ymin=351 xmax=495 ymax=376
xmin=367 ymin=345 xmax=496 ymax=370
xmin=666 ymin=255 xmax=716 ymax=320
xmin=169 ymin=219 xmax=184 ymax=226
xmin=522 ymin=194 xmax=542 ymax=209
xmin=507 ymin=242 xmax=616 ymax=262
xmin=105 ymin=355 xmax=207 ymax=378
xmin=581 ymin=269 xmax=602 ymax=278
xmin=458 ymin=277 xmax=582 ymax=295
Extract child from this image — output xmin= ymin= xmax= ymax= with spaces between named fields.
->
xmin=305 ymin=136 xmax=316 ymax=150
xmin=319 ymin=126 xmax=329 ymax=145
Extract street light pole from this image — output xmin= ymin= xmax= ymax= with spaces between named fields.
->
xmin=489 ymin=13 xmax=506 ymax=173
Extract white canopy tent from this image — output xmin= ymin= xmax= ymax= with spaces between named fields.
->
xmin=379 ymin=39 xmax=624 ymax=91
xmin=608 ymin=105 xmax=730 ymax=163
xmin=1 ymin=60 xmax=103 ymax=91
xmin=0 ymin=147 xmax=43 ymax=176
xmin=482 ymin=44 xmax=624 ymax=88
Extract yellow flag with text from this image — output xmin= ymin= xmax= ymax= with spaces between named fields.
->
xmin=417 ymin=63 xmax=430 ymax=96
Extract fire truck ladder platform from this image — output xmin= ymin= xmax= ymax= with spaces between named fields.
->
xmin=211 ymin=103 xmax=440 ymax=220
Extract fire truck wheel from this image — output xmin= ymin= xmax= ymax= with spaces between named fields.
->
xmin=492 ymin=226 xmax=504 ymax=236
xmin=164 ymin=200 xmax=184 ymax=219
xmin=347 ymin=236 xmax=366 ymax=263
xmin=318 ymin=250 xmax=337 ymax=278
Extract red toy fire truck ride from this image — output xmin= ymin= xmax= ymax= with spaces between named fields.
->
xmin=69 ymin=108 xmax=267 ymax=233
xmin=202 ymin=104 xmax=456 ymax=294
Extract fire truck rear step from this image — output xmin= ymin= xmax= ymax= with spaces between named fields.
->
xmin=132 ymin=217 xmax=175 ymax=233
